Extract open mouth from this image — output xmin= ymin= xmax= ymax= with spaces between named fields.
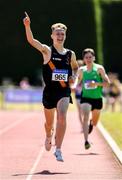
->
xmin=57 ymin=39 xmax=63 ymax=42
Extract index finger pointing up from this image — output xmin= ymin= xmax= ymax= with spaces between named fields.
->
xmin=25 ymin=11 xmax=29 ymax=17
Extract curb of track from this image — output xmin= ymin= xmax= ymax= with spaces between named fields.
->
xmin=98 ymin=122 xmax=122 ymax=164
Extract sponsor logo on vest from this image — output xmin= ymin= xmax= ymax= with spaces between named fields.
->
xmin=53 ymin=57 xmax=62 ymax=61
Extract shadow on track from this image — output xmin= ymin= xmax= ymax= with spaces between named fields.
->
xmin=73 ymin=152 xmax=100 ymax=156
xmin=12 ymin=170 xmax=70 ymax=176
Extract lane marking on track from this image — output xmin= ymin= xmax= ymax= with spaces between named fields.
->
xmin=98 ymin=122 xmax=122 ymax=164
xmin=26 ymin=146 xmax=45 ymax=180
xmin=0 ymin=115 xmax=32 ymax=136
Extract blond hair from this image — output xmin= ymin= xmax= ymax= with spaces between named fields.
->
xmin=51 ymin=23 xmax=67 ymax=32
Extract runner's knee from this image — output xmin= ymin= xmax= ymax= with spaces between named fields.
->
xmin=81 ymin=103 xmax=91 ymax=115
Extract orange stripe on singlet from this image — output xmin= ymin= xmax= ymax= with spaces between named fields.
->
xmin=48 ymin=61 xmax=67 ymax=88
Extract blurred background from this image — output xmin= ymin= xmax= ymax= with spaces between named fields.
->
xmin=0 ymin=0 xmax=122 ymax=112
xmin=0 ymin=0 xmax=122 ymax=85
xmin=0 ymin=0 xmax=122 ymax=150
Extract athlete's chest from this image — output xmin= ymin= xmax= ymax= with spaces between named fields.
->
xmin=51 ymin=50 xmax=71 ymax=66
xmin=84 ymin=70 xmax=98 ymax=79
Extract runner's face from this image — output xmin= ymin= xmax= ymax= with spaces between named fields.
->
xmin=83 ymin=52 xmax=95 ymax=65
xmin=51 ymin=30 xmax=66 ymax=44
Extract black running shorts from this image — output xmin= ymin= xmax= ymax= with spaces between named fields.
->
xmin=42 ymin=87 xmax=72 ymax=109
xmin=80 ymin=96 xmax=103 ymax=110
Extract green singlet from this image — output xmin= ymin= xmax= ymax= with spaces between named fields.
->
xmin=82 ymin=63 xmax=103 ymax=99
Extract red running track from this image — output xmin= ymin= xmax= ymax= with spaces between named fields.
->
xmin=0 ymin=110 xmax=122 ymax=180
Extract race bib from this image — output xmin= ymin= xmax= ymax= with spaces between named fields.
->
xmin=52 ymin=69 xmax=68 ymax=82
xmin=84 ymin=80 xmax=97 ymax=89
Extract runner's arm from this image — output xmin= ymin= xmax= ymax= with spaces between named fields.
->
xmin=71 ymin=67 xmax=83 ymax=89
xmin=23 ymin=12 xmax=49 ymax=54
xmin=68 ymin=51 xmax=78 ymax=84
xmin=70 ymin=51 xmax=78 ymax=77
xmin=97 ymin=66 xmax=111 ymax=87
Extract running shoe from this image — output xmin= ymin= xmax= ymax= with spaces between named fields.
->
xmin=88 ymin=120 xmax=93 ymax=134
xmin=54 ymin=149 xmax=64 ymax=162
xmin=85 ymin=141 xmax=91 ymax=149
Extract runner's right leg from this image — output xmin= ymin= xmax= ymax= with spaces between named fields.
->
xmin=44 ymin=108 xmax=55 ymax=151
xmin=81 ymin=103 xmax=91 ymax=149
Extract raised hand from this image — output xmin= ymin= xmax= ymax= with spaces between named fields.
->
xmin=23 ymin=12 xmax=31 ymax=27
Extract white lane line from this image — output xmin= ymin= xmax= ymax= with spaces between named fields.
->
xmin=98 ymin=122 xmax=122 ymax=164
xmin=26 ymin=146 xmax=45 ymax=180
xmin=0 ymin=115 xmax=32 ymax=136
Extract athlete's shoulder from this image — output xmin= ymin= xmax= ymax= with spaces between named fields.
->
xmin=69 ymin=50 xmax=76 ymax=61
xmin=65 ymin=47 xmax=72 ymax=51
xmin=70 ymin=50 xmax=75 ymax=54
xmin=65 ymin=48 xmax=75 ymax=54
xmin=94 ymin=63 xmax=104 ymax=69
